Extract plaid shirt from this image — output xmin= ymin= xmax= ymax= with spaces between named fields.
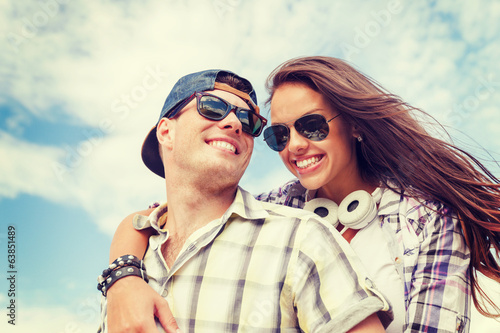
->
xmin=99 ymin=187 xmax=392 ymax=332
xmin=256 ymin=179 xmax=472 ymax=333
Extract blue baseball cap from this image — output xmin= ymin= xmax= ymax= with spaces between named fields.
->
xmin=141 ymin=69 xmax=260 ymax=178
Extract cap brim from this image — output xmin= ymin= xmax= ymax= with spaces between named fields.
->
xmin=141 ymin=125 xmax=165 ymax=178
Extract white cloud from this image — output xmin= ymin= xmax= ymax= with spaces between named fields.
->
xmin=0 ymin=297 xmax=102 ymax=333
xmin=0 ymin=131 xmax=66 ymax=200
xmin=0 ymin=125 xmax=162 ymax=235
xmin=434 ymin=0 xmax=500 ymax=43
xmin=70 ymin=131 xmax=166 ymax=235
xmin=3 ymin=1 xmax=245 ymax=126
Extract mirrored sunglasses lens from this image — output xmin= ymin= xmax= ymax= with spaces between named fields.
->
xmin=199 ymin=94 xmax=264 ymax=137
xmin=295 ymin=114 xmax=329 ymax=141
xmin=236 ymin=111 xmax=252 ymax=135
xmin=248 ymin=113 xmax=265 ymax=136
xmin=198 ymin=95 xmax=228 ymax=120
xmin=263 ymin=125 xmax=289 ymax=151
xmin=234 ymin=109 xmax=262 ymax=137
xmin=251 ymin=116 xmax=264 ymax=136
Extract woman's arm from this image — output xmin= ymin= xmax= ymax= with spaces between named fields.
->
xmin=405 ymin=204 xmax=471 ymax=333
xmin=106 ymin=209 xmax=181 ymax=333
xmin=108 ymin=209 xmax=154 ymax=263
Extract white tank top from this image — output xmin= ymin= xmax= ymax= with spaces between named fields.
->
xmin=350 ymin=217 xmax=405 ymax=333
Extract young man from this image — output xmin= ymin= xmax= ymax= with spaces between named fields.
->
xmin=98 ymin=69 xmax=392 ymax=332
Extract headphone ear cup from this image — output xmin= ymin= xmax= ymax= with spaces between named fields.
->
xmin=303 ymin=198 xmax=339 ymax=227
xmin=338 ymin=190 xmax=377 ymax=230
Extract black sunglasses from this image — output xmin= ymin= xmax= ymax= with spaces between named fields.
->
xmin=263 ymin=113 xmax=341 ymax=151
xmin=167 ymin=92 xmax=267 ymax=137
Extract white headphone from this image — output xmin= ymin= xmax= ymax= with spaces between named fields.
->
xmin=303 ymin=198 xmax=339 ymax=227
xmin=304 ymin=188 xmax=381 ymax=234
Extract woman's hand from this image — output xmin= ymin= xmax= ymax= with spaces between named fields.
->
xmin=107 ymin=276 xmax=180 ymax=333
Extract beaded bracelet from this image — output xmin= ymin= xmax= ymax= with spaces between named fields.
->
xmin=97 ymin=265 xmax=149 ymax=296
xmin=97 ymin=255 xmax=148 ymax=296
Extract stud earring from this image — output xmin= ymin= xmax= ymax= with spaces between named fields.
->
xmin=357 ymin=136 xmax=363 ymax=142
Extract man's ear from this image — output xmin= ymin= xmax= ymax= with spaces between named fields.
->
xmin=157 ymin=118 xmax=175 ymax=150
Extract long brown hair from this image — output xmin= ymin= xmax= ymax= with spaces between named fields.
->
xmin=266 ymin=56 xmax=500 ymax=317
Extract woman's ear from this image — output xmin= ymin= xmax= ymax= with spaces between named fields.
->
xmin=157 ymin=118 xmax=175 ymax=150
xmin=351 ymin=123 xmax=362 ymax=140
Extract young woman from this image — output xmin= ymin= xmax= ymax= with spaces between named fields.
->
xmin=103 ymin=56 xmax=500 ymax=333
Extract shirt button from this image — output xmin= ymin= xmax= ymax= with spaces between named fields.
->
xmin=395 ymin=257 xmax=402 ymax=264
xmin=365 ymin=278 xmax=374 ymax=288
xmin=161 ymin=289 xmax=168 ymax=297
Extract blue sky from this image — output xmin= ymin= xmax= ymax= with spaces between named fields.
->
xmin=1 ymin=0 xmax=500 ymax=331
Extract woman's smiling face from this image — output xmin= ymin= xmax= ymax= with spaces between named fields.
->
xmin=270 ymin=82 xmax=362 ymax=193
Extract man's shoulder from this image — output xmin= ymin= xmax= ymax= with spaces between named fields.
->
xmin=260 ymin=199 xmax=314 ymax=219
xmin=259 ymin=200 xmax=341 ymax=243
xmin=238 ymin=186 xmax=342 ymax=245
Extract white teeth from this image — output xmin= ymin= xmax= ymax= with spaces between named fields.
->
xmin=209 ymin=140 xmax=236 ymax=153
xmin=296 ymin=156 xmax=320 ymax=169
